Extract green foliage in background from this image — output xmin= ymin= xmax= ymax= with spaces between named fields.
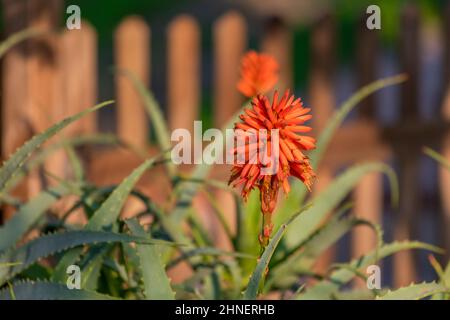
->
xmin=0 ymin=28 xmax=449 ymax=300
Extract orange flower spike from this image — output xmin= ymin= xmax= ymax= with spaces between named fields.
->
xmin=237 ymin=51 xmax=279 ymax=97
xmin=229 ymin=89 xmax=317 ymax=250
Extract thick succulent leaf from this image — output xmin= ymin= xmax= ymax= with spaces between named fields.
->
xmin=0 ymin=262 xmax=22 ymax=268
xmin=3 ymin=134 xmax=121 ymax=193
xmin=0 ymin=230 xmax=174 ymax=285
xmin=171 ymin=101 xmax=249 ymax=222
xmin=0 ymin=100 xmax=113 ymax=192
xmin=221 ymin=259 xmax=243 ymax=299
xmin=168 ymin=247 xmax=254 ymax=269
xmin=296 ymin=241 xmax=443 ymax=300
xmin=271 ymin=203 xmax=353 ymax=266
xmin=238 ymin=190 xmax=262 ymax=265
xmin=0 ymin=281 xmax=116 ymax=300
xmin=86 ymin=156 xmax=159 ymax=230
xmin=284 ymin=162 xmax=397 ymax=248
xmin=275 ymin=74 xmax=407 ymax=227
xmin=311 ymin=74 xmax=407 ymax=168
xmin=424 ymin=147 xmax=450 ymax=171
xmin=126 ymin=218 xmax=175 ymax=300
xmin=0 ymin=185 xmax=71 ymax=253
xmin=0 ymin=28 xmax=43 ymax=59
xmin=445 ymin=261 xmax=450 ymax=286
xmin=269 ymin=215 xmax=382 ymax=289
xmin=79 ymin=245 xmax=110 ymax=291
xmin=243 ymin=204 xmax=311 ymax=300
xmin=116 ymin=69 xmax=175 ymax=177
xmin=55 ymin=156 xmax=180 ymax=282
xmin=237 ymin=190 xmax=266 ymax=281
xmin=376 ymin=282 xmax=448 ymax=300
xmin=161 ymin=104 xmax=249 ymax=266
xmin=65 ymin=145 xmax=85 ymax=182
xmin=51 ymin=248 xmax=85 ymax=283
xmin=333 ymin=289 xmax=378 ymax=300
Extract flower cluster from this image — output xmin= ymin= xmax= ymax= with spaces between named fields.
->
xmin=230 ymin=51 xmax=316 ymax=247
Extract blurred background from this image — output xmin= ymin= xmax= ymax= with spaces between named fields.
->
xmin=1 ymin=0 xmax=449 ymax=289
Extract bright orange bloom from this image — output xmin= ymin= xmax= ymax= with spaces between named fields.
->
xmin=229 ymin=90 xmax=316 ymax=246
xmin=237 ymin=51 xmax=279 ymax=97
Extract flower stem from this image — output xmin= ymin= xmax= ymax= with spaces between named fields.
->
xmin=259 ymin=211 xmax=272 ymax=252
xmin=258 ymin=209 xmax=273 ymax=294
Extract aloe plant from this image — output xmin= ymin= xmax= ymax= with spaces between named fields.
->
xmin=0 ymin=29 xmax=447 ymax=300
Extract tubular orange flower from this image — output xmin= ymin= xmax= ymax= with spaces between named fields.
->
xmin=229 ymin=90 xmax=316 ymax=248
xmin=237 ymin=51 xmax=279 ymax=97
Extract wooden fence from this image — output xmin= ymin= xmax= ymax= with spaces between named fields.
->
xmin=1 ymin=0 xmax=450 ymax=287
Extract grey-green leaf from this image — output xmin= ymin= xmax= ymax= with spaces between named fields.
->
xmin=0 ymin=100 xmax=114 ymax=192
xmin=274 ymin=74 xmax=407 ymax=227
xmin=376 ymin=282 xmax=448 ymax=300
xmin=423 ymin=147 xmax=450 ymax=171
xmin=115 ymin=69 xmax=175 ymax=177
xmin=284 ymin=162 xmax=397 ymax=248
xmin=269 ymin=215 xmax=381 ymax=289
xmin=171 ymin=101 xmax=249 ymax=222
xmin=243 ymin=204 xmax=311 ymax=300
xmin=126 ymin=218 xmax=175 ymax=300
xmin=310 ymin=74 xmax=407 ymax=168
xmin=0 ymin=28 xmax=43 ymax=59
xmin=0 ymin=281 xmax=116 ymax=300
xmin=297 ymin=241 xmax=443 ymax=300
xmin=52 ymin=155 xmax=164 ymax=283
xmin=0 ymin=185 xmax=71 ymax=253
xmin=0 ymin=230 xmax=174 ymax=285
xmin=86 ymin=156 xmax=159 ymax=230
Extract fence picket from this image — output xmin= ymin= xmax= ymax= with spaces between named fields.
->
xmin=308 ymin=14 xmax=336 ymax=276
xmin=212 ymin=11 xmax=247 ymax=249
xmin=262 ymin=17 xmax=293 ymax=93
xmin=439 ymin=3 xmax=450 ymax=262
xmin=352 ymin=13 xmax=383 ymax=288
xmin=167 ymin=15 xmax=200 ymax=133
xmin=394 ymin=3 xmax=421 ymax=287
xmin=115 ymin=16 xmax=150 ymax=149
xmin=1 ymin=0 xmax=32 ymax=220
xmin=61 ymin=21 xmax=98 ymax=136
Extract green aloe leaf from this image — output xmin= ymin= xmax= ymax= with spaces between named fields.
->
xmin=333 ymin=289 xmax=378 ymax=300
xmin=86 ymin=155 xmax=161 ymax=230
xmin=376 ymin=282 xmax=448 ymax=300
xmin=445 ymin=262 xmax=450 ymax=287
xmin=311 ymin=74 xmax=407 ymax=168
xmin=126 ymin=218 xmax=175 ymax=300
xmin=115 ymin=69 xmax=175 ymax=177
xmin=79 ymin=245 xmax=111 ymax=291
xmin=0 ymin=230 xmax=174 ymax=285
xmin=0 ymin=281 xmax=116 ymax=300
xmin=243 ymin=204 xmax=311 ymax=300
xmin=0 ymin=100 xmax=114 ymax=192
xmin=171 ymin=101 xmax=250 ymax=222
xmin=237 ymin=189 xmax=262 ymax=276
xmin=0 ymin=28 xmax=43 ymax=59
xmin=423 ymin=147 xmax=450 ymax=171
xmin=269 ymin=215 xmax=382 ymax=289
xmin=52 ymin=155 xmax=167 ymax=282
xmin=296 ymin=241 xmax=443 ymax=300
xmin=65 ymin=145 xmax=85 ymax=182
xmin=275 ymin=74 xmax=407 ymax=227
xmin=0 ymin=185 xmax=71 ymax=253
xmin=283 ymin=162 xmax=397 ymax=248
xmin=167 ymin=247 xmax=254 ymax=269
xmin=3 ymin=134 xmax=122 ymax=194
